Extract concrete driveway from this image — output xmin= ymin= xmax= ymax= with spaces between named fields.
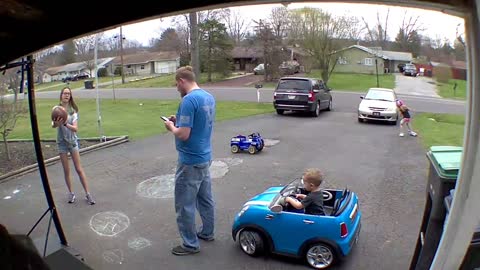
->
xmin=0 ymin=110 xmax=427 ymax=270
xmin=394 ymin=74 xmax=440 ymax=98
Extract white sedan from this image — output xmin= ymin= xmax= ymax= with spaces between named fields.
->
xmin=358 ymin=88 xmax=398 ymax=125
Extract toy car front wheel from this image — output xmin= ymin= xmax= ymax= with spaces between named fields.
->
xmin=231 ymin=145 xmax=240 ymax=153
xmin=305 ymin=243 xmax=336 ymax=269
xmin=239 ymin=229 xmax=265 ymax=257
xmin=276 ymin=109 xmax=284 ymax=115
xmin=248 ymin=145 xmax=257 ymax=154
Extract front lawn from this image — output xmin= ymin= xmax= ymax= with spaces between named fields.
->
xmin=9 ymin=99 xmax=275 ymax=140
xmin=260 ymin=71 xmax=395 ymax=91
xmin=413 ymin=113 xmax=464 ymax=149
xmin=436 ymin=79 xmax=467 ymax=100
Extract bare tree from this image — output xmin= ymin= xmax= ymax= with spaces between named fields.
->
xmin=153 ymin=28 xmax=183 ymax=52
xmin=190 ymin=12 xmax=200 ymax=77
xmin=253 ymin=19 xmax=285 ymax=81
xmin=289 ymin=8 xmax=354 ymax=83
xmin=345 ymin=16 xmax=364 ymax=42
xmin=221 ymin=8 xmax=250 ymax=44
xmin=394 ymin=12 xmax=425 ymax=55
xmin=269 ymin=7 xmax=290 ymax=40
xmin=0 ymin=68 xmax=27 ymax=160
xmin=362 ymin=9 xmax=390 ymax=48
xmin=74 ymin=34 xmax=98 ymax=76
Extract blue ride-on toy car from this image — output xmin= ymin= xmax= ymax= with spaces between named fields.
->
xmin=232 ymin=179 xmax=361 ymax=269
xmin=230 ymin=132 xmax=265 ymax=154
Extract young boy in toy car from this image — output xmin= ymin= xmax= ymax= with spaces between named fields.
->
xmin=285 ymin=168 xmax=326 ymax=215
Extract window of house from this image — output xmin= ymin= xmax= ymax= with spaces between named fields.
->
xmin=127 ymin=65 xmax=131 ymax=68
xmin=338 ymin=57 xmax=348 ymax=65
xmin=364 ymin=58 xmax=373 ymax=66
xmin=141 ymin=65 xmax=145 ymax=70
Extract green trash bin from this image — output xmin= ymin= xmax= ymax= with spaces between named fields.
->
xmin=84 ymin=80 xmax=94 ymax=89
xmin=410 ymin=146 xmax=462 ymax=270
xmin=426 ymin=146 xmax=462 ymax=220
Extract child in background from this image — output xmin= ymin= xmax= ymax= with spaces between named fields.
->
xmin=396 ymin=99 xmax=417 ymax=137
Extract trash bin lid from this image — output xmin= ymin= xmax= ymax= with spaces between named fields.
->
xmin=427 ymin=146 xmax=462 ymax=179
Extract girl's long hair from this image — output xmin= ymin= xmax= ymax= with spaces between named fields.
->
xmin=59 ymin=87 xmax=79 ymax=114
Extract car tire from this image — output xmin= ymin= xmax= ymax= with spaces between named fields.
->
xmin=326 ymin=99 xmax=332 ymax=111
xmin=239 ymin=229 xmax=265 ymax=257
xmin=231 ymin=145 xmax=240 ymax=153
xmin=358 ymin=118 xmax=364 ymax=123
xmin=312 ymin=101 xmax=320 ymax=117
xmin=276 ymin=109 xmax=284 ymax=115
xmin=305 ymin=242 xmax=337 ymax=269
xmin=248 ymin=145 xmax=257 ymax=155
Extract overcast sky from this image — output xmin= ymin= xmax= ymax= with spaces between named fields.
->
xmin=103 ymin=2 xmax=465 ymax=46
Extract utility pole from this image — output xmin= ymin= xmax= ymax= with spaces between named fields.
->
xmin=120 ymin=26 xmax=125 ymax=84
xmin=189 ymin=12 xmax=200 ymax=78
xmin=94 ymin=34 xmax=105 ymax=141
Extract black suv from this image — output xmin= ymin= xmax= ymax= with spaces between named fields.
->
xmin=273 ymin=77 xmax=332 ymax=117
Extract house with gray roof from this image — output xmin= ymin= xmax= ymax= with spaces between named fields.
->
xmin=43 ymin=57 xmax=115 ymax=82
xmin=109 ymin=51 xmax=180 ymax=76
xmin=330 ymin=45 xmax=413 ymax=74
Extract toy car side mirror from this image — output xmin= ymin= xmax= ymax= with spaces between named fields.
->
xmin=270 ymin=205 xmax=283 ymax=213
xmin=360 ymin=96 xmax=364 ymax=99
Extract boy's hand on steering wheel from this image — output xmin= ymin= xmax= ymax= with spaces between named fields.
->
xmin=295 ymin=194 xmax=306 ymax=200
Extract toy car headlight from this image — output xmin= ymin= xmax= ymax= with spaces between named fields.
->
xmin=238 ymin=205 xmax=250 ymax=217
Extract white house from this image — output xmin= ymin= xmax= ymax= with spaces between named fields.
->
xmin=110 ymin=51 xmax=180 ymax=76
xmin=43 ymin=57 xmax=116 ymax=82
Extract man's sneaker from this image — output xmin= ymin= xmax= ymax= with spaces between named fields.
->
xmin=197 ymin=233 xmax=215 ymax=242
xmin=409 ymin=131 xmax=418 ymax=137
xmin=67 ymin=193 xmax=76 ymax=203
xmin=399 ymin=133 xmax=405 ymax=137
xmin=85 ymin=193 xmax=96 ymax=205
xmin=171 ymin=245 xmax=199 ymax=256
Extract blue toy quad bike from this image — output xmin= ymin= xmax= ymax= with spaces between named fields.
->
xmin=230 ymin=132 xmax=265 ymax=155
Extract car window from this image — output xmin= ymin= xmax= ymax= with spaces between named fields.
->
xmin=364 ymin=90 xmax=395 ymax=102
xmin=277 ymin=80 xmax=311 ymax=92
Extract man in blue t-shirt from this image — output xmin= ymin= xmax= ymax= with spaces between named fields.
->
xmin=164 ymin=66 xmax=216 ymax=256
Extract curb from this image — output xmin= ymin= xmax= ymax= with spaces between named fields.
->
xmin=0 ymin=136 xmax=129 ymax=183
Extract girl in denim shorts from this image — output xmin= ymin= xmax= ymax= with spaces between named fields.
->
xmin=52 ymin=87 xmax=95 ymax=205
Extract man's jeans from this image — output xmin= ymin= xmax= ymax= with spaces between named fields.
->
xmin=175 ymin=161 xmax=215 ymax=250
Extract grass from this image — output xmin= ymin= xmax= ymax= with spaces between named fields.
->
xmin=413 ymin=113 xmax=465 ymax=149
xmin=305 ymin=71 xmax=395 ymax=91
xmin=436 ymin=79 xmax=467 ymax=100
xmin=260 ymin=71 xmax=395 ymax=91
xmin=36 ymin=76 xmax=121 ymax=92
xmin=112 ymin=73 xmax=227 ymax=88
xmin=9 ymin=99 xmax=275 ymax=140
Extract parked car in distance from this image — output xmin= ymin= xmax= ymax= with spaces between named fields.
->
xmin=72 ymin=73 xmax=90 ymax=81
xmin=279 ymin=60 xmax=300 ymax=75
xmin=358 ymin=88 xmax=398 ymax=125
xmin=62 ymin=73 xmax=90 ymax=83
xmin=253 ymin=64 xmax=265 ymax=75
xmin=273 ymin=77 xmax=332 ymax=117
xmin=403 ymin=63 xmax=418 ymax=76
